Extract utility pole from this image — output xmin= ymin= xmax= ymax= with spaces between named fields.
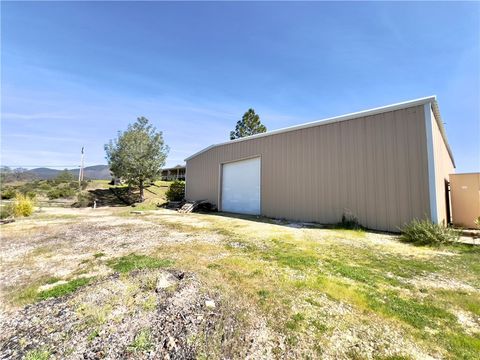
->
xmin=78 ymin=146 xmax=85 ymax=188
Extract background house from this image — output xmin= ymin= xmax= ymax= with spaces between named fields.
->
xmin=161 ymin=165 xmax=185 ymax=181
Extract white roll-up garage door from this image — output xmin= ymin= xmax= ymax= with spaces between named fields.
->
xmin=221 ymin=157 xmax=261 ymax=215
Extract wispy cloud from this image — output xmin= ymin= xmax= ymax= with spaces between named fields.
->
xmin=4 ymin=133 xmax=82 ymax=142
xmin=1 ymin=112 xmax=78 ymax=120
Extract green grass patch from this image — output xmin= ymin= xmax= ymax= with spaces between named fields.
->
xmin=262 ymin=239 xmax=318 ymax=270
xmin=257 ymin=289 xmax=270 ymax=304
xmin=142 ymin=295 xmax=157 ymax=311
xmin=305 ymin=297 xmax=321 ymax=307
xmin=37 ymin=277 xmax=93 ymax=300
xmin=325 ymin=260 xmax=377 ymax=285
xmin=10 ymin=275 xmax=64 ymax=305
xmin=365 ymin=253 xmax=439 ymax=280
xmin=366 ymin=291 xmax=455 ymax=329
xmin=310 ymin=319 xmax=328 ymax=333
xmin=443 ymin=332 xmax=480 ymax=359
xmin=93 ymin=252 xmax=105 ymax=258
xmin=128 ymin=329 xmax=153 ymax=352
xmin=285 ymin=312 xmax=306 ymax=331
xmin=207 ymin=263 xmax=221 ymax=269
xmin=87 ymin=329 xmax=99 ymax=342
xmin=107 ymin=253 xmax=173 ymax=273
xmin=24 ymin=349 xmax=51 ymax=360
xmin=436 ymin=290 xmax=480 ymax=316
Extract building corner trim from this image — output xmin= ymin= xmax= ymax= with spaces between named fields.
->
xmin=424 ymin=103 xmax=438 ymax=223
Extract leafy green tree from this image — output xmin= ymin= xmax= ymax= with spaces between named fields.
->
xmin=104 ymin=117 xmax=169 ymax=202
xmin=55 ymin=169 xmax=74 ymax=183
xmin=230 ymin=109 xmax=267 ymax=140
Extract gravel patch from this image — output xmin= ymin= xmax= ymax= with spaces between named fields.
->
xmin=0 ymin=270 xmax=262 ymax=359
xmin=406 ymin=273 xmax=479 ymax=292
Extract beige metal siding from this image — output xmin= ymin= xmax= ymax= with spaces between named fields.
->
xmin=450 ymin=173 xmax=480 ymax=229
xmin=186 ymin=105 xmax=430 ymax=232
xmin=430 ymin=108 xmax=456 ymax=225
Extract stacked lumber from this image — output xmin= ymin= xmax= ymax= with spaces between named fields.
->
xmin=166 ymin=201 xmax=185 ymax=210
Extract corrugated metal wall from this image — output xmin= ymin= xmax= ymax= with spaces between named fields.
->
xmin=186 ymin=105 xmax=431 ymax=232
xmin=430 ymin=107 xmax=456 ymax=225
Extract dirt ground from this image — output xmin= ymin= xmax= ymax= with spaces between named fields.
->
xmin=0 ymin=206 xmax=479 ymax=359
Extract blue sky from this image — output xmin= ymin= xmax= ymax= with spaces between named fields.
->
xmin=1 ymin=1 xmax=479 ymax=172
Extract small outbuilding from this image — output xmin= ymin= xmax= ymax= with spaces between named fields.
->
xmin=185 ymin=96 xmax=455 ymax=232
xmin=450 ymin=173 xmax=480 ymax=229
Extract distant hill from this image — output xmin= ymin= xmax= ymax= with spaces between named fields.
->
xmin=27 ymin=165 xmax=111 ymax=180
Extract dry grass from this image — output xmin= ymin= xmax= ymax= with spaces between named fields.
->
xmin=1 ymin=206 xmax=479 ymax=359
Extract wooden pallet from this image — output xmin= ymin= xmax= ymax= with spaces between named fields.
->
xmin=178 ymin=200 xmax=206 ymax=213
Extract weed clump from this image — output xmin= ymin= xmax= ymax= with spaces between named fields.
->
xmin=400 ymin=219 xmax=460 ymax=246
xmin=336 ymin=211 xmax=363 ymax=230
xmin=24 ymin=348 xmax=51 ymax=360
xmin=47 ymin=185 xmax=76 ymax=200
xmin=128 ymin=329 xmax=153 ymax=352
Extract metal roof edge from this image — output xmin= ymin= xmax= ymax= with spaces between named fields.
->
xmin=185 ymin=95 xmax=438 ymax=161
xmin=450 ymin=172 xmax=480 ymax=176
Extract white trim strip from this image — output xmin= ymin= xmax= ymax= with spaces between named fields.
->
xmin=185 ymin=95 xmax=438 ymax=161
xmin=424 ymin=103 xmax=438 ymax=223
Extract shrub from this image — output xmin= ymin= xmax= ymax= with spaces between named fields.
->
xmin=0 ymin=187 xmax=16 ymax=199
xmin=54 ymin=170 xmax=74 ymax=184
xmin=0 ymin=204 xmax=13 ymax=219
xmin=24 ymin=191 xmax=37 ymax=200
xmin=475 ymin=216 xmax=480 ymax=229
xmin=400 ymin=219 xmax=460 ymax=246
xmin=39 ymin=182 xmax=53 ymax=191
xmin=75 ymin=192 xmax=93 ymax=207
xmin=47 ymin=186 xmax=76 ymax=199
xmin=165 ymin=180 xmax=185 ymax=201
xmin=19 ymin=182 xmax=36 ymax=194
xmin=11 ymin=193 xmax=35 ymax=217
xmin=80 ymin=180 xmax=89 ymax=190
xmin=336 ymin=211 xmax=362 ymax=230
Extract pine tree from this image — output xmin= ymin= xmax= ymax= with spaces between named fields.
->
xmin=229 ymin=109 xmax=267 ymax=140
